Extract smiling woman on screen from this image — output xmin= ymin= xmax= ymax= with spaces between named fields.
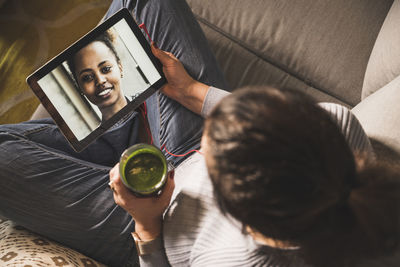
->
xmin=67 ymin=30 xmax=127 ymax=121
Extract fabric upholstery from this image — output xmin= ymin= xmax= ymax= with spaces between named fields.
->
xmin=352 ymin=75 xmax=400 ymax=160
xmin=187 ymin=0 xmax=393 ymax=106
xmin=199 ymin=25 xmax=350 ymax=106
xmin=0 ymin=219 xmax=106 ymax=267
xmin=362 ymin=0 xmax=400 ymax=99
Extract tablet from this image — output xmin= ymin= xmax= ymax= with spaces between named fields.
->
xmin=27 ymin=8 xmax=166 ymax=152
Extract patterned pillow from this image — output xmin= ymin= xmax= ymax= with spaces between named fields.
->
xmin=0 ymin=218 xmax=106 ymax=267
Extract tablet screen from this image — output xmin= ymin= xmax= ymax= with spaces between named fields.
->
xmin=27 ymin=8 xmax=166 ymax=152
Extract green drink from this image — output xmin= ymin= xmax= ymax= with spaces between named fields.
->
xmin=119 ymin=144 xmax=168 ymax=196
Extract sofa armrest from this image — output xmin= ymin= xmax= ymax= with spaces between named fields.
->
xmin=352 ymin=75 xmax=400 ymax=164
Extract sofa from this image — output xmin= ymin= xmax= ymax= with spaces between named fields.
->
xmin=1 ymin=0 xmax=400 ymax=266
xmin=187 ymin=0 xmax=400 ymax=164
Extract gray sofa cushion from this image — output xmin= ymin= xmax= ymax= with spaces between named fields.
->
xmin=362 ymin=0 xmax=400 ymax=99
xmin=199 ymin=25 xmax=351 ymax=106
xmin=353 ymin=75 xmax=400 ymax=163
xmin=188 ymin=0 xmax=393 ymax=106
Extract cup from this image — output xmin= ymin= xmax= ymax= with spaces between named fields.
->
xmin=119 ymin=143 xmax=169 ymax=196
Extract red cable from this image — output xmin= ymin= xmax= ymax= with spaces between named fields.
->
xmin=139 ymin=23 xmax=153 ymax=43
xmin=139 ymin=103 xmax=153 ymax=145
xmin=143 ymin=101 xmax=147 ymax=115
xmin=161 ymin=144 xmax=203 ymax=157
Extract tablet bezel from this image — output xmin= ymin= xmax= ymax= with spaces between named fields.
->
xmin=27 ymin=8 xmax=166 ymax=152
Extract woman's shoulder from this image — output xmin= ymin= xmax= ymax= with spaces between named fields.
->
xmin=318 ymin=102 xmax=375 ymax=159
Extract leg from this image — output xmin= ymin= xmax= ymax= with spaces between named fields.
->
xmin=137 ymin=0 xmax=228 ymax=166
xmin=0 ymin=126 xmax=136 ymax=267
xmin=12 ymin=113 xmax=139 ymax=167
xmin=107 ymin=0 xmax=228 ymax=165
xmin=0 ymin=1 xmax=223 ymax=266
xmin=0 ymin=114 xmax=139 ymax=266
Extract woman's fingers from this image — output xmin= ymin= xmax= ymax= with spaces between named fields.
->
xmin=109 ymin=163 xmax=119 ymax=183
xmin=108 ymin=163 xmax=175 ymax=212
xmin=151 ymin=43 xmax=177 ymax=65
xmin=159 ymin=171 xmax=175 ymax=203
xmin=109 ymin=163 xmax=134 ymax=207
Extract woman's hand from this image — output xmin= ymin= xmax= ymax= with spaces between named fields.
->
xmin=109 ymin=163 xmax=175 ymax=240
xmin=151 ymin=43 xmax=209 ymax=115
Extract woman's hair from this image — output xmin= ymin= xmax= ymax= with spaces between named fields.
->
xmin=205 ymin=86 xmax=400 ymax=266
xmin=67 ymin=29 xmax=121 ymax=82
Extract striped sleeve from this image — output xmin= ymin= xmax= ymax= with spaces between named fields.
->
xmin=201 ymin=87 xmax=230 ymax=117
xmin=318 ymin=102 xmax=375 ymax=160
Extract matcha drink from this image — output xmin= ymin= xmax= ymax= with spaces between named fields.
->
xmin=119 ymin=144 xmax=167 ymax=196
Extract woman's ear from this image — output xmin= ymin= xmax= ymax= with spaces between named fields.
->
xmin=119 ymin=63 xmax=123 ymax=78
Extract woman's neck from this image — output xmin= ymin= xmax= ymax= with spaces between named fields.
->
xmin=101 ymin=96 xmax=127 ymax=121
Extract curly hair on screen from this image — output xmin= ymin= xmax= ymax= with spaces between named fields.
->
xmin=205 ymin=86 xmax=400 ymax=266
xmin=67 ymin=29 xmax=121 ymax=83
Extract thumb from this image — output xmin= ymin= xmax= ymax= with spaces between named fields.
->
xmin=151 ymin=43 xmax=177 ymax=65
xmin=109 ymin=163 xmax=120 ymax=182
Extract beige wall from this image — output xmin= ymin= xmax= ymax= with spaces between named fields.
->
xmin=0 ymin=0 xmax=112 ymax=124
